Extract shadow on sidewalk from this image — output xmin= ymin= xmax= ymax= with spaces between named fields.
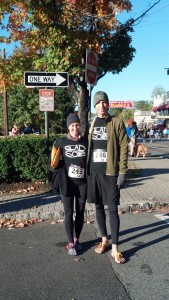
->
xmin=75 ymin=219 xmax=169 ymax=258
xmin=119 ymin=220 xmax=169 ymax=262
xmin=0 ymin=191 xmax=61 ymax=215
xmin=126 ymin=159 xmax=169 ymax=188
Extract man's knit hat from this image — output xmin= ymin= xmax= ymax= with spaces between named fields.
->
xmin=66 ymin=113 xmax=80 ymax=128
xmin=93 ymin=91 xmax=109 ymax=107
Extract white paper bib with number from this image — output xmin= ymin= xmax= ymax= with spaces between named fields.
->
xmin=93 ymin=149 xmax=107 ymax=162
xmin=68 ymin=165 xmax=85 ymax=178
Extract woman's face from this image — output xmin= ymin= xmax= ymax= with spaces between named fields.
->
xmin=68 ymin=122 xmax=80 ymax=138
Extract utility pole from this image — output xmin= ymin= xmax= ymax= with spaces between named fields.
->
xmin=2 ymin=49 xmax=8 ymax=136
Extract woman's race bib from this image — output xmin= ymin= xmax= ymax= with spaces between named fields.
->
xmin=68 ymin=164 xmax=85 ymax=178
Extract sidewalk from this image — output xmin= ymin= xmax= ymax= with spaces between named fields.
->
xmin=0 ymin=156 xmax=169 ymax=221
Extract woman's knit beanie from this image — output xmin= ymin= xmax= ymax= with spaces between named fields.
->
xmin=66 ymin=113 xmax=80 ymax=128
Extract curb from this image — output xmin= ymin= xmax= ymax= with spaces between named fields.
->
xmin=0 ymin=201 xmax=169 ymax=222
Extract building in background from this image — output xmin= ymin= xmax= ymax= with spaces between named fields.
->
xmin=134 ymin=110 xmax=155 ymax=128
xmin=152 ymin=94 xmax=169 ymax=128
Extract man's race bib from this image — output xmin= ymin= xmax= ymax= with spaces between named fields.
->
xmin=68 ymin=164 xmax=85 ymax=178
xmin=93 ymin=149 xmax=107 ymax=162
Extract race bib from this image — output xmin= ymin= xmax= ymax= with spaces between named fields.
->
xmin=93 ymin=149 xmax=107 ymax=162
xmin=68 ymin=165 xmax=85 ymax=178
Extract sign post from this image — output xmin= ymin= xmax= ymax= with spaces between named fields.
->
xmin=39 ymin=89 xmax=54 ymax=138
xmin=85 ymin=49 xmax=98 ymax=122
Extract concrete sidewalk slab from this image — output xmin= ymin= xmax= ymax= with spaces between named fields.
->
xmin=120 ymin=156 xmax=169 ymax=212
xmin=0 ymin=156 xmax=169 ymax=221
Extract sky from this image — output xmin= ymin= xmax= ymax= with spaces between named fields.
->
xmin=92 ymin=0 xmax=169 ymax=109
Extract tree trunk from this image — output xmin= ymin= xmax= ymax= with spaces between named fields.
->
xmin=78 ymin=81 xmax=89 ymax=137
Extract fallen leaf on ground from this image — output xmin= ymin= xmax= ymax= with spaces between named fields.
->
xmin=51 ymin=221 xmax=57 ymax=224
xmin=74 ymin=258 xmax=85 ymax=262
xmin=0 ymin=218 xmax=43 ymax=229
xmin=86 ymin=219 xmax=93 ymax=224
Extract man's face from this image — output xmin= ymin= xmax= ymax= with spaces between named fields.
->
xmin=95 ymin=100 xmax=109 ymax=118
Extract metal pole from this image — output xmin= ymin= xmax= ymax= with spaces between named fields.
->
xmin=45 ymin=111 xmax=49 ymax=139
xmin=88 ymin=84 xmax=91 ymax=123
xmin=2 ymin=49 xmax=8 ymax=136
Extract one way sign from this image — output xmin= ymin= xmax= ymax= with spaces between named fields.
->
xmin=24 ymin=71 xmax=69 ymax=87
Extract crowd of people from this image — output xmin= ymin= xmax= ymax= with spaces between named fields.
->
xmin=10 ymin=122 xmax=40 ymax=136
xmin=126 ymin=122 xmax=169 ymax=145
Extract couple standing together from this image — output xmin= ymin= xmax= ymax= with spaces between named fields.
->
xmin=51 ymin=91 xmax=128 ymax=264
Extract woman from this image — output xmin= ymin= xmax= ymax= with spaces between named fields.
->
xmin=12 ymin=124 xmax=19 ymax=136
xmin=51 ymin=113 xmax=87 ymax=256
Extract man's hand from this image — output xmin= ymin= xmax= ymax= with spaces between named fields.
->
xmin=117 ymin=174 xmax=126 ymax=189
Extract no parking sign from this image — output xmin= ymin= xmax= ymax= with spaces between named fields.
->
xmin=39 ymin=89 xmax=54 ymax=111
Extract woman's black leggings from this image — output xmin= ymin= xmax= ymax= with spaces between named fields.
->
xmin=95 ymin=203 xmax=119 ymax=244
xmin=62 ymin=181 xmax=87 ymax=243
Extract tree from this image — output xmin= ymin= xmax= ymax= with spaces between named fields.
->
xmin=108 ymin=107 xmax=133 ymax=122
xmin=0 ymin=0 xmax=136 ymax=134
xmin=151 ymin=85 xmax=168 ymax=105
xmin=119 ymin=109 xmax=134 ymax=120
xmin=133 ymin=100 xmax=153 ymax=111
xmin=0 ymin=85 xmax=75 ymax=134
xmin=109 ymin=107 xmax=123 ymax=117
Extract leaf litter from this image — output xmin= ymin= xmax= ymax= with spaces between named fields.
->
xmin=0 ymin=218 xmax=43 ymax=229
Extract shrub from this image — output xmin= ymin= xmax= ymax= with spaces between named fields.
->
xmin=0 ymin=134 xmax=64 ymax=183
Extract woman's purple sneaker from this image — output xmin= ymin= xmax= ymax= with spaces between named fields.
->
xmin=66 ymin=243 xmax=77 ymax=255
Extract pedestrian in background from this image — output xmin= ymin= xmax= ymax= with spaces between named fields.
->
xmin=126 ymin=124 xmax=131 ymax=142
xmin=163 ymin=128 xmax=168 ymax=139
xmin=129 ymin=121 xmax=139 ymax=156
xmin=87 ymin=91 xmax=128 ymax=264
xmin=51 ymin=113 xmax=87 ymax=256
xmin=23 ymin=122 xmax=33 ymax=134
xmin=11 ymin=124 xmax=20 ymax=136
xmin=149 ymin=127 xmax=155 ymax=143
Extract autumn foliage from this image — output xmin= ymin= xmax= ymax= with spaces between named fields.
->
xmin=0 ymin=0 xmax=134 ymax=91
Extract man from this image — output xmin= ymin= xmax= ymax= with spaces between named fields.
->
xmin=129 ymin=121 xmax=139 ymax=156
xmin=126 ymin=124 xmax=131 ymax=142
xmin=149 ymin=127 xmax=155 ymax=143
xmin=87 ymin=91 xmax=128 ymax=264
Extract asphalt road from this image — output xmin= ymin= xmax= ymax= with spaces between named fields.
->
xmin=0 ymin=209 xmax=169 ymax=300
xmin=103 ymin=210 xmax=169 ymax=300
xmin=0 ymin=221 xmax=130 ymax=300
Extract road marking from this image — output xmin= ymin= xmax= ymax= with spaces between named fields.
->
xmin=154 ymin=214 xmax=169 ymax=224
